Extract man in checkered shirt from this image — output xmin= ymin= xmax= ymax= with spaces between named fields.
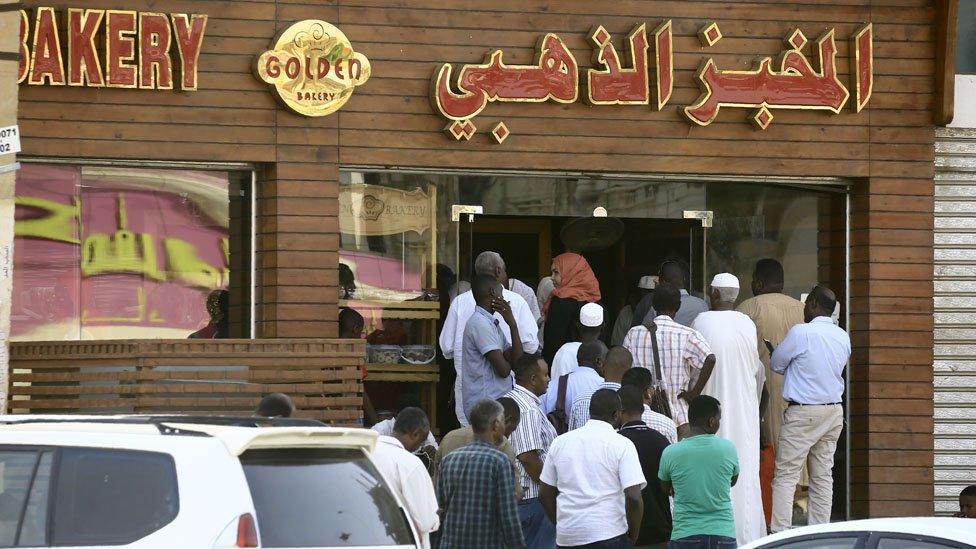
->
xmin=436 ymin=399 xmax=525 ymax=549
xmin=623 ymin=282 xmax=716 ymax=439
xmin=567 ymin=346 xmax=633 ymax=431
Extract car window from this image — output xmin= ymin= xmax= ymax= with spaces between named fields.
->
xmin=241 ymin=448 xmax=415 ymax=547
xmin=52 ymin=448 xmax=179 ymax=546
xmin=760 ymin=536 xmax=862 ymax=549
xmin=877 ymin=536 xmax=963 ymax=549
xmin=18 ymin=451 xmax=53 ymax=546
xmin=0 ymin=451 xmax=41 ymax=546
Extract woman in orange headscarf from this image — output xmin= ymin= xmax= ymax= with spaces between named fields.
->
xmin=542 ymin=252 xmax=602 ymax=366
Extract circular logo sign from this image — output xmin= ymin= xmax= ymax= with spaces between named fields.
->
xmin=255 ymin=20 xmax=371 ymax=117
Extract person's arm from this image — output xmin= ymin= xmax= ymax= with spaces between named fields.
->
xmin=539 ymin=482 xmax=559 ymax=525
xmin=770 ymin=327 xmax=801 ymax=375
xmin=660 ymin=479 xmax=673 ymax=497
xmin=486 ymin=349 xmax=513 ymax=378
xmin=759 ymin=381 xmax=770 ymax=419
xmin=679 ymin=353 xmax=715 ymax=403
xmin=405 ymin=467 xmax=440 ymax=536
xmin=494 ymin=297 xmax=524 ymax=365
xmin=439 ymin=300 xmax=460 ymax=360
xmin=496 ymin=460 xmax=526 ymax=549
xmin=516 ymin=450 xmax=544 ymax=483
xmin=623 ymin=484 xmax=644 ymax=543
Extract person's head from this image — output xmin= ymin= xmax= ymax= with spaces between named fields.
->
xmin=394 ymin=393 xmax=422 ymax=415
xmin=474 ymin=251 xmax=508 ymax=285
xmin=513 ymin=352 xmax=550 ymax=395
xmin=618 ymin=385 xmax=646 ymax=424
xmin=805 ymin=285 xmax=837 ymax=323
xmin=709 ymin=273 xmax=740 ymax=311
xmin=652 ymin=282 xmax=681 ymax=318
xmin=960 ymin=485 xmax=976 ymax=518
xmin=637 ymin=275 xmax=656 ymax=299
xmin=469 ymin=398 xmax=506 ymax=445
xmin=577 ymin=340 xmax=608 ymax=375
xmin=589 ymin=388 xmax=623 ymax=428
xmin=255 ymin=393 xmax=295 ymax=418
xmin=392 ymin=407 xmax=431 ymax=453
xmin=206 ymin=290 xmax=229 ymax=323
xmin=497 ymin=397 xmax=521 ymax=437
xmin=659 ymin=261 xmax=686 ymax=289
xmin=688 ymin=395 xmax=721 ymax=434
xmin=338 ymin=308 xmax=365 ymax=339
xmin=621 ymin=367 xmax=654 ymax=405
xmin=578 ymin=303 xmax=604 ymax=341
xmin=472 ymin=273 xmax=503 ymax=310
xmin=752 ymin=258 xmax=785 ymax=296
xmin=603 ymin=346 xmax=633 ymax=383
xmin=339 ymin=263 xmax=356 ymax=293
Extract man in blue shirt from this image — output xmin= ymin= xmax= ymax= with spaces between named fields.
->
xmin=769 ymin=285 xmax=850 ymax=532
xmin=461 ymin=274 xmax=523 ymax=421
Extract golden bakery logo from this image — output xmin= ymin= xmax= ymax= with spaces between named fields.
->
xmin=360 ymin=195 xmax=385 ymax=221
xmin=255 ymin=20 xmax=370 ymax=117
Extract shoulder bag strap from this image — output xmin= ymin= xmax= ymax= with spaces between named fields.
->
xmin=645 ymin=321 xmax=665 ymax=387
xmin=555 ymin=374 xmax=569 ymax=412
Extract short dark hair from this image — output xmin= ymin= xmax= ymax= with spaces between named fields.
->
xmin=393 ymin=406 xmax=430 ymax=435
xmin=255 ymin=393 xmax=295 ymax=418
xmin=754 ymin=259 xmax=785 ymax=286
xmin=497 ymin=397 xmax=521 ymax=424
xmin=618 ymin=385 xmax=645 ymax=415
xmin=577 ymin=340 xmax=607 ymax=366
xmin=653 ymin=282 xmax=681 ymax=314
xmin=621 ymin=367 xmax=653 ymax=392
xmin=809 ymin=285 xmax=837 ymax=314
xmin=513 ymin=353 xmax=544 ymax=381
xmin=961 ymin=485 xmax=976 ymax=498
xmin=660 ymin=260 xmax=686 ymax=287
xmin=589 ymin=388 xmax=622 ymax=420
xmin=688 ymin=395 xmax=721 ymax=425
xmin=338 ymin=308 xmax=364 ymax=335
xmin=469 ymin=399 xmax=504 ymax=434
xmin=395 ymin=393 xmax=422 ymax=415
xmin=472 ymin=273 xmax=499 ymax=301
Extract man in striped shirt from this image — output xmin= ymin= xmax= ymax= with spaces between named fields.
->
xmin=623 ymin=282 xmax=716 ymax=439
xmin=504 ymin=353 xmax=557 ymax=549
xmin=621 ymin=366 xmax=679 ymax=444
xmin=568 ymin=346 xmax=633 ymax=430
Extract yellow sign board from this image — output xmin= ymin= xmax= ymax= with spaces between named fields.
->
xmin=255 ymin=20 xmax=370 ymax=117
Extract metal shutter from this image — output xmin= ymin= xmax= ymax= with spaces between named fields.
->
xmin=934 ymin=127 xmax=976 ymax=515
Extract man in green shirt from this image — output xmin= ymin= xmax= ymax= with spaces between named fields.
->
xmin=658 ymin=395 xmax=739 ymax=548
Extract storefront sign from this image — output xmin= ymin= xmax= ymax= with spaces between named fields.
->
xmin=256 ymin=20 xmax=371 ymax=117
xmin=431 ymin=21 xmax=873 ymax=139
xmin=339 ymin=186 xmax=431 ymax=236
xmin=0 ymin=126 xmax=21 ymax=155
xmin=17 ymin=8 xmax=207 ymax=90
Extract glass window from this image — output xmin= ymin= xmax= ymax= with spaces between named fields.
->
xmin=18 ymin=451 xmax=53 ymax=546
xmin=878 ymin=536 xmax=962 ymax=549
xmin=240 ymin=448 xmax=414 ymax=547
xmin=760 ymin=536 xmax=861 ymax=549
xmin=12 ymin=163 xmax=253 ymax=341
xmin=0 ymin=451 xmax=40 ymax=546
xmin=958 ymin=0 xmax=976 ymax=75
xmin=52 ymin=448 xmax=179 ymax=545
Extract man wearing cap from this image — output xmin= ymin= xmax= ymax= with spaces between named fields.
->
xmin=612 ymin=276 xmax=655 ymax=347
xmin=550 ymin=303 xmax=604 ymax=379
xmin=692 ymin=273 xmax=768 ymax=545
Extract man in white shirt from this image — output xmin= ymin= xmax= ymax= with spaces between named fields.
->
xmin=550 ymin=303 xmax=604 ymax=379
xmin=371 ymin=407 xmax=440 ymax=548
xmin=568 ymin=346 xmax=632 ymax=430
xmin=770 ymin=285 xmax=851 ymax=532
xmin=693 ymin=273 xmax=768 ymax=545
xmin=440 ymin=251 xmax=540 ymax=426
xmin=372 ymin=394 xmax=438 ymax=465
xmin=540 ymin=389 xmax=646 ymax=547
xmin=542 ymin=340 xmax=607 ymax=416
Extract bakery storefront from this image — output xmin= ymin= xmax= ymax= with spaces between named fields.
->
xmin=8 ymin=1 xmax=942 ymax=518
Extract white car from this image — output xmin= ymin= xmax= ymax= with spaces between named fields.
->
xmin=741 ymin=517 xmax=976 ymax=549
xmin=0 ymin=415 xmax=421 ymax=548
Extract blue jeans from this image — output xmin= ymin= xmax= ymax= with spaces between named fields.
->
xmin=669 ymin=535 xmax=736 ymax=549
xmin=518 ymin=497 xmax=556 ymax=549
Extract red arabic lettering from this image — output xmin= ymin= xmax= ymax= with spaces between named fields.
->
xmin=851 ymin=23 xmax=873 ymax=112
xmin=653 ymin=20 xmax=673 ymax=110
xmin=586 ymin=24 xmax=649 ymax=105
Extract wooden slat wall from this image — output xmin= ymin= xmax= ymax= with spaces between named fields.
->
xmin=15 ymin=0 xmax=937 ymax=516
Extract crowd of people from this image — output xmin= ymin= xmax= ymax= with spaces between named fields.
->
xmin=363 ymin=251 xmax=856 ymax=548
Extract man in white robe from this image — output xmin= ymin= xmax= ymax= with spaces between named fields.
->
xmin=693 ymin=273 xmax=768 ymax=545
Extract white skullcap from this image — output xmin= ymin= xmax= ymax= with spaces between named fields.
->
xmin=579 ymin=303 xmax=604 ymax=327
xmin=638 ymin=275 xmax=657 ymax=290
xmin=710 ymin=273 xmax=740 ymax=289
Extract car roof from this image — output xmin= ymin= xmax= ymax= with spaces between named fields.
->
xmin=0 ymin=414 xmax=378 ymax=455
xmin=744 ymin=518 xmax=976 ymax=547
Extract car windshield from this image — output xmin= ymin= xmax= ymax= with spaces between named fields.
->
xmin=240 ymin=448 xmax=414 ymax=548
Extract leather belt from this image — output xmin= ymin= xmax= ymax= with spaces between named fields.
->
xmin=788 ymin=401 xmax=842 ymax=407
